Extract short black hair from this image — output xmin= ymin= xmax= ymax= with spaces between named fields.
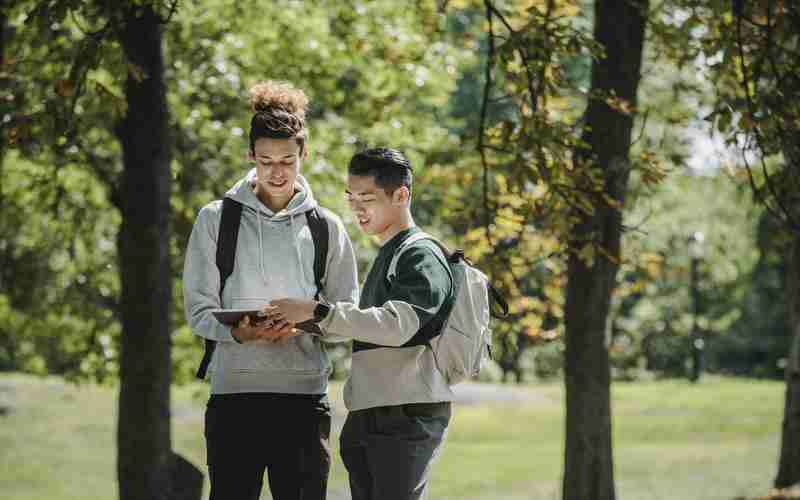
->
xmin=348 ymin=148 xmax=413 ymax=194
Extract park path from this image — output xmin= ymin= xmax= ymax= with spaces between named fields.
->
xmin=452 ymin=380 xmax=547 ymax=405
xmin=327 ymin=381 xmax=548 ymax=433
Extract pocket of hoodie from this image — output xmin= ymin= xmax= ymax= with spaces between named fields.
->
xmin=221 ymin=336 xmax=325 ymax=374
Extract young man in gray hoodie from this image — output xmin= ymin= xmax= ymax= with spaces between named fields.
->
xmin=271 ymin=148 xmax=455 ymax=500
xmin=182 ymin=81 xmax=359 ymax=500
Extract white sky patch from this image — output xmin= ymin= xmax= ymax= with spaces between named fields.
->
xmin=685 ymin=120 xmax=759 ymax=175
xmin=686 ymin=123 xmax=731 ymax=174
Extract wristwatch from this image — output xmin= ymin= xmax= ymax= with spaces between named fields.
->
xmin=312 ymin=302 xmax=332 ymax=324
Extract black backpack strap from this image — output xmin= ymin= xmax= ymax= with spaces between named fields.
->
xmin=216 ymin=198 xmax=244 ymax=295
xmin=196 ymin=198 xmax=243 ymax=380
xmin=305 ymin=208 xmax=329 ymax=300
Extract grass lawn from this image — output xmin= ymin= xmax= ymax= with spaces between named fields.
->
xmin=0 ymin=373 xmax=784 ymax=500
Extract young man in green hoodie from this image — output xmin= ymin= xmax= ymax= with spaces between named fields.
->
xmin=270 ymin=148 xmax=455 ymax=500
xmin=182 ymin=81 xmax=359 ymax=500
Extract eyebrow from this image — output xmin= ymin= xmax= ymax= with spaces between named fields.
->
xmin=257 ymin=153 xmax=297 ymax=160
xmin=345 ymin=190 xmax=377 ymax=196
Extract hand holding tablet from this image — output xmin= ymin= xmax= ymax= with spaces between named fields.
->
xmin=211 ymin=307 xmax=323 ymax=337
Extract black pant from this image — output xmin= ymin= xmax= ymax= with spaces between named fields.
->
xmin=204 ymin=392 xmax=332 ymax=500
xmin=340 ymin=402 xmax=451 ymax=500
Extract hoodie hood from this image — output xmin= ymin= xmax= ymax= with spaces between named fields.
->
xmin=224 ymin=168 xmax=319 ymax=289
xmin=225 ymin=168 xmax=318 ymax=220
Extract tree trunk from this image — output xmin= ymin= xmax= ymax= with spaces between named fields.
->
xmin=0 ymin=1 xmax=7 ymax=361
xmin=115 ymin=7 xmax=174 ymax=500
xmin=775 ymin=228 xmax=800 ymax=488
xmin=0 ymin=0 xmax=7 ymax=196
xmin=773 ymin=74 xmax=800 ymax=485
xmin=562 ymin=2 xmax=648 ymax=500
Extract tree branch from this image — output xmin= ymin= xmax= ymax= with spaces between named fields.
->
xmin=734 ymin=6 xmax=799 ymax=231
xmin=478 ymin=0 xmax=498 ymax=248
xmin=160 ymin=0 xmax=180 ymax=24
xmin=485 ymin=1 xmax=515 ymax=34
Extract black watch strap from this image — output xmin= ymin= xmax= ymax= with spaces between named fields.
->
xmin=313 ymin=302 xmax=332 ymax=323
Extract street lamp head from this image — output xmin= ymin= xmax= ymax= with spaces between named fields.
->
xmin=688 ymin=231 xmax=705 ymax=259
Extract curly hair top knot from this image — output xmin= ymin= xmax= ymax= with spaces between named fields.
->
xmin=248 ymin=80 xmax=309 ymax=151
xmin=249 ymin=80 xmax=308 ymax=119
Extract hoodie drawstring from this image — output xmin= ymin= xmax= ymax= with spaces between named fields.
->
xmin=256 ymin=206 xmax=309 ymax=290
xmin=257 ymin=205 xmax=269 ymax=286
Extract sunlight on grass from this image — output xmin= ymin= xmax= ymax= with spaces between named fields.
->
xmin=0 ymin=374 xmax=784 ymax=500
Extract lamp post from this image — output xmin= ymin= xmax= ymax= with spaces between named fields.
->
xmin=688 ymin=231 xmax=705 ymax=383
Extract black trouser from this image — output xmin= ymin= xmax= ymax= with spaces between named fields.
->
xmin=204 ymin=392 xmax=332 ymax=500
xmin=340 ymin=402 xmax=451 ymax=500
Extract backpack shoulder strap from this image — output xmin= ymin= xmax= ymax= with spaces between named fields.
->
xmin=304 ymin=207 xmax=329 ymax=299
xmin=384 ymin=231 xmax=458 ymax=350
xmin=387 ymin=232 xmax=435 ymax=281
xmin=196 ymin=197 xmax=242 ymax=381
xmin=216 ymin=197 xmax=243 ymax=295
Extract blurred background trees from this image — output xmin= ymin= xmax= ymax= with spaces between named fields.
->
xmin=3 ymin=0 xmax=799 ymax=498
xmin=4 ymin=0 xmax=789 ymax=386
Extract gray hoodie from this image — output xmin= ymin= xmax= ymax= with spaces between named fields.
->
xmin=182 ymin=169 xmax=359 ymax=395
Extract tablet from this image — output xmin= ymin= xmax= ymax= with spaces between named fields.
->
xmin=211 ymin=309 xmax=263 ymax=326
xmin=210 ymin=309 xmax=323 ymax=336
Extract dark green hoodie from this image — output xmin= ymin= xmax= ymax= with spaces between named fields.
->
xmin=321 ymin=227 xmax=456 ymax=410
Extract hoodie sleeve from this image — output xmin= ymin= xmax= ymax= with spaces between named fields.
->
xmin=182 ymin=201 xmax=238 ymax=343
xmin=318 ymin=209 xmax=360 ymax=343
xmin=321 ymin=245 xmax=451 ymax=346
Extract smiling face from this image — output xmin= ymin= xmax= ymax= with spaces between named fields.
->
xmin=346 ymin=174 xmax=410 ymax=242
xmin=250 ymin=137 xmax=306 ymax=210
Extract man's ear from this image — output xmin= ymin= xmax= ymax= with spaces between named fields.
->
xmin=392 ymin=186 xmax=411 ymax=206
xmin=247 ymin=149 xmax=255 ymax=162
xmin=301 ymin=145 xmax=310 ymax=160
